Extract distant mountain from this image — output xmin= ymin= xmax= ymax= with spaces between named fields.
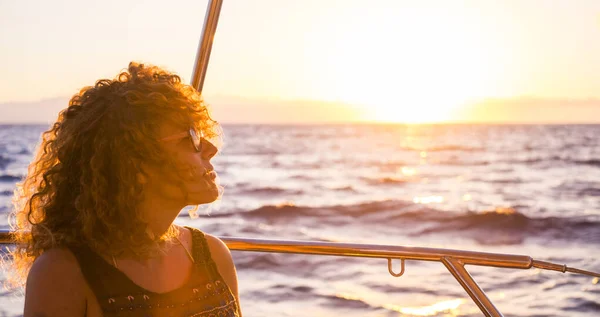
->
xmin=454 ymin=97 xmax=600 ymax=124
xmin=1 ymin=95 xmax=599 ymax=124
xmin=206 ymin=95 xmax=366 ymax=124
xmin=0 ymin=95 xmax=366 ymax=124
xmin=0 ymin=97 xmax=68 ymax=123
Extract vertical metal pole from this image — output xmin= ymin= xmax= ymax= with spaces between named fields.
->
xmin=442 ymin=257 xmax=503 ymax=317
xmin=191 ymin=0 xmax=224 ymax=92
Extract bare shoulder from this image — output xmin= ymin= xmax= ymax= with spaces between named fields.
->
xmin=24 ymin=248 xmax=88 ymax=316
xmin=204 ymin=233 xmax=236 ymax=276
xmin=27 ymin=248 xmax=85 ymax=290
xmin=203 ymin=233 xmax=232 ymax=260
xmin=203 ymin=234 xmax=240 ymax=301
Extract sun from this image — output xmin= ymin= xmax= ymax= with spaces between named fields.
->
xmin=369 ymin=99 xmax=462 ymax=124
xmin=321 ymin=45 xmax=491 ymax=124
xmin=326 ymin=34 xmax=493 ymax=123
xmin=306 ymin=4 xmax=502 ymax=123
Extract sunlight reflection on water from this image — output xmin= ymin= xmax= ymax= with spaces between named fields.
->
xmin=384 ymin=298 xmax=464 ymax=316
xmin=413 ymin=196 xmax=445 ymax=204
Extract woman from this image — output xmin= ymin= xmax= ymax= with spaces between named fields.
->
xmin=9 ymin=62 xmax=241 ymax=316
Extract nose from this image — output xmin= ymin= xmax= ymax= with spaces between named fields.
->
xmin=201 ymin=139 xmax=218 ymax=159
xmin=199 ymin=141 xmax=216 ymax=172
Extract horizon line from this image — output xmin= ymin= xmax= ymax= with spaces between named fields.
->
xmin=2 ymin=120 xmax=600 ymax=126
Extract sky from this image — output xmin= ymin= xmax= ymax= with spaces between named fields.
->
xmin=1 ymin=0 xmax=600 ymax=124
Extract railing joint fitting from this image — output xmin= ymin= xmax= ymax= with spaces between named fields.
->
xmin=388 ymin=258 xmax=406 ymax=277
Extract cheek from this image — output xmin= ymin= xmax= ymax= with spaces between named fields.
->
xmin=177 ymin=153 xmax=205 ymax=172
xmin=157 ymin=183 xmax=186 ymax=200
xmin=141 ymin=159 xmax=187 ymax=190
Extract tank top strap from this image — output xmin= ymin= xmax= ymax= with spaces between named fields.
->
xmin=186 ymin=226 xmax=221 ymax=280
xmin=68 ymin=245 xmax=139 ymax=299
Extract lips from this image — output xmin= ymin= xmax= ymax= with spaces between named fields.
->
xmin=205 ymin=170 xmax=217 ymax=180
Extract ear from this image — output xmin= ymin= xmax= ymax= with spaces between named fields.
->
xmin=145 ymin=226 xmax=156 ymax=240
xmin=136 ymin=172 xmax=148 ymax=184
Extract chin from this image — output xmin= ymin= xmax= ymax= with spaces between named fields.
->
xmin=188 ymin=187 xmax=221 ymax=205
xmin=190 ymin=196 xmax=218 ymax=205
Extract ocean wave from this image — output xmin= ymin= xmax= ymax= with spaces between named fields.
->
xmin=578 ymin=188 xmax=600 ymax=196
xmin=291 ymin=285 xmax=313 ymax=293
xmin=234 ymin=252 xmax=335 ymax=278
xmin=235 ymin=253 xmax=281 ymax=270
xmin=0 ymin=175 xmax=21 ymax=182
xmin=401 ymin=145 xmax=482 ymax=152
xmin=572 ymin=159 xmax=600 ymax=168
xmin=320 ymin=293 xmax=374 ymax=310
xmin=231 ymin=148 xmax=280 ymax=156
xmin=330 ymin=185 xmax=357 ymax=192
xmin=241 ymin=201 xmax=600 ymax=245
xmin=563 ymin=297 xmax=600 ymax=313
xmin=0 ymin=155 xmax=13 ymax=170
xmin=411 ymin=207 xmax=600 ymax=245
xmin=241 ymin=199 xmax=429 ymax=220
xmin=288 ymin=174 xmax=316 ymax=181
xmin=236 ymin=186 xmax=305 ymax=196
xmin=553 ymin=181 xmax=600 ymax=197
xmin=436 ymin=159 xmax=490 ymax=166
xmin=468 ymin=177 xmax=525 ymax=185
xmin=363 ymin=176 xmax=408 ymax=185
xmin=364 ymin=282 xmax=460 ymax=297
xmin=496 ymin=157 xmax=600 ymax=168
xmin=243 ymin=203 xmax=327 ymax=219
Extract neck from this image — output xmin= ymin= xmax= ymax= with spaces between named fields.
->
xmin=137 ymin=192 xmax=184 ymax=239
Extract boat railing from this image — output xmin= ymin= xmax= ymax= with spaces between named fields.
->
xmin=0 ymin=229 xmax=598 ymax=317
xmin=192 ymin=2 xmax=600 ymax=313
xmin=2 ymin=1 xmax=598 ymax=317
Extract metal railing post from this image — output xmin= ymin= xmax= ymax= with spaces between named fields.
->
xmin=442 ymin=257 xmax=502 ymax=317
xmin=190 ymin=0 xmax=224 ymax=93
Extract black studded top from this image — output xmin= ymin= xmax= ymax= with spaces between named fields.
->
xmin=69 ymin=227 xmax=240 ymax=317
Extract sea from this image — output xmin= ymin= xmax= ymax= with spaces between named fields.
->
xmin=0 ymin=123 xmax=598 ymax=316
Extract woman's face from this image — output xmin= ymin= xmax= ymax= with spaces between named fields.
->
xmin=146 ymin=123 xmax=220 ymax=206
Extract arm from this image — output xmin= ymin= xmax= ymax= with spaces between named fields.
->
xmin=204 ymin=234 xmax=242 ymax=317
xmin=23 ymin=248 xmax=87 ymax=317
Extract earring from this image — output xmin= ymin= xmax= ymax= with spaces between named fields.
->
xmin=146 ymin=227 xmax=156 ymax=240
xmin=136 ymin=172 xmax=147 ymax=184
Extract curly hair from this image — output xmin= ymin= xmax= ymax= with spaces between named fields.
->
xmin=6 ymin=62 xmax=221 ymax=287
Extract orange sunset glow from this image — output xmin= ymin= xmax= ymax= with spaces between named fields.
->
xmin=1 ymin=0 xmax=600 ymax=123
xmin=1 ymin=2 xmax=600 ymax=316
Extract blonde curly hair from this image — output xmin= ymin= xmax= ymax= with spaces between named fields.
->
xmin=6 ymin=62 xmax=221 ymax=287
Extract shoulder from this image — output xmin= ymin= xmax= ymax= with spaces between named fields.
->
xmin=203 ymin=233 xmax=240 ymax=293
xmin=27 ymin=248 xmax=85 ymax=290
xmin=203 ymin=233 xmax=231 ymax=260
xmin=24 ymin=248 xmax=88 ymax=316
xmin=203 ymin=233 xmax=236 ymax=275
xmin=183 ymin=225 xmax=232 ymax=266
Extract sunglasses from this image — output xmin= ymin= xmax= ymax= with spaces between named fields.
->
xmin=159 ymin=128 xmax=204 ymax=152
